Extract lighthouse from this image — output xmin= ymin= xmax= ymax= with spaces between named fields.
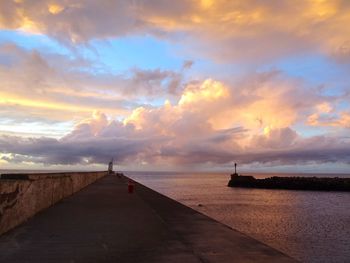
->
xmin=108 ymin=159 xmax=114 ymax=174
xmin=231 ymin=163 xmax=238 ymax=180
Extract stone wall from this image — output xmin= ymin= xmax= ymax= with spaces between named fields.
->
xmin=0 ymin=171 xmax=107 ymax=235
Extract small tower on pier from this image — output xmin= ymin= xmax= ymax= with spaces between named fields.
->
xmin=108 ymin=158 xmax=114 ymax=174
xmin=231 ymin=163 xmax=239 ymax=180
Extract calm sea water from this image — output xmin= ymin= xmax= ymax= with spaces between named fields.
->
xmin=126 ymin=172 xmax=350 ymax=263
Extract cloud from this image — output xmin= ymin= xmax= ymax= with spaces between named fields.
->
xmin=0 ymin=0 xmax=142 ymax=43
xmin=182 ymin=60 xmax=194 ymax=69
xmin=1 ymin=1 xmax=350 ymax=171
xmin=308 ymin=108 xmax=350 ymax=128
xmin=250 ymin=127 xmax=299 ymax=150
xmin=1 ymin=76 xmax=349 ymax=169
xmin=0 ymin=135 xmax=153 ymax=165
xmin=0 ymin=43 xmax=187 ymax=126
xmin=2 ymin=1 xmax=350 ymax=62
xmin=2 ymin=123 xmax=350 ymax=168
xmin=126 ymin=68 xmax=183 ymax=96
xmin=0 ymin=43 xmax=126 ymax=120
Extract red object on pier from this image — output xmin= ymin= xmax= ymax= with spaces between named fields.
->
xmin=128 ymin=179 xmax=134 ymax=194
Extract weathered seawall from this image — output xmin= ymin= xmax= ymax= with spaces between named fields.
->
xmin=0 ymin=171 xmax=107 ymax=235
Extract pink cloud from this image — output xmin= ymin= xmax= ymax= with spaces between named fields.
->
xmin=1 ymin=77 xmax=349 ymax=169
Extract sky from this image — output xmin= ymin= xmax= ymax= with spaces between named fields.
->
xmin=0 ymin=0 xmax=350 ymax=172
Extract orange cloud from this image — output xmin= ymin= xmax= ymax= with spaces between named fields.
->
xmin=178 ymin=79 xmax=229 ymax=106
xmin=0 ymin=92 xmax=91 ymax=113
xmin=1 ymin=0 xmax=350 ymax=61
xmin=133 ymin=0 xmax=350 ymax=61
xmin=48 ymin=4 xmax=64 ymax=15
xmin=306 ymin=101 xmax=350 ymax=128
xmin=308 ymin=111 xmax=350 ymax=127
xmin=123 ymin=79 xmax=229 ymax=136
xmin=123 ymin=75 xmax=312 ymax=152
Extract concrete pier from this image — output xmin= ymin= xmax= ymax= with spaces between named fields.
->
xmin=0 ymin=174 xmax=296 ymax=262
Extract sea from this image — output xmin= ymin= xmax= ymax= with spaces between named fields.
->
xmin=126 ymin=172 xmax=350 ymax=263
xmin=1 ymin=169 xmax=349 ymax=262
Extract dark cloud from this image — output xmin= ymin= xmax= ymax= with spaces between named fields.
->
xmin=126 ymin=68 xmax=183 ymax=96
xmin=0 ymin=134 xmax=153 ymax=165
xmin=1 ymin=128 xmax=350 ymax=168
xmin=182 ymin=60 xmax=194 ymax=69
xmin=250 ymin=127 xmax=299 ymax=149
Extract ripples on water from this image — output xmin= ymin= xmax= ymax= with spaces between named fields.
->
xmin=127 ymin=172 xmax=350 ymax=263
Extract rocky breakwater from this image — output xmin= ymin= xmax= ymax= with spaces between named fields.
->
xmin=228 ymin=174 xmax=350 ymax=191
xmin=0 ymin=171 xmax=107 ymax=235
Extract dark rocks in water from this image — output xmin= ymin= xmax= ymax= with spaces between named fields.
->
xmin=228 ymin=174 xmax=350 ymax=191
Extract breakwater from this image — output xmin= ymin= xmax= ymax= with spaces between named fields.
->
xmin=0 ymin=174 xmax=296 ymax=262
xmin=0 ymin=171 xmax=107 ymax=235
xmin=228 ymin=174 xmax=350 ymax=191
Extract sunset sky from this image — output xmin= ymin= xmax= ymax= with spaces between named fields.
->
xmin=0 ymin=0 xmax=350 ymax=172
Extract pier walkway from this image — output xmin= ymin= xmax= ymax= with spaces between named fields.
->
xmin=0 ymin=175 xmax=296 ymax=262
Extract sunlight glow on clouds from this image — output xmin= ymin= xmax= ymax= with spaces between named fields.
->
xmin=1 ymin=0 xmax=350 ymax=61
xmin=0 ymin=0 xmax=350 ymax=171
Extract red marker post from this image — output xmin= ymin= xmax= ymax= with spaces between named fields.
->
xmin=128 ymin=179 xmax=135 ymax=194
